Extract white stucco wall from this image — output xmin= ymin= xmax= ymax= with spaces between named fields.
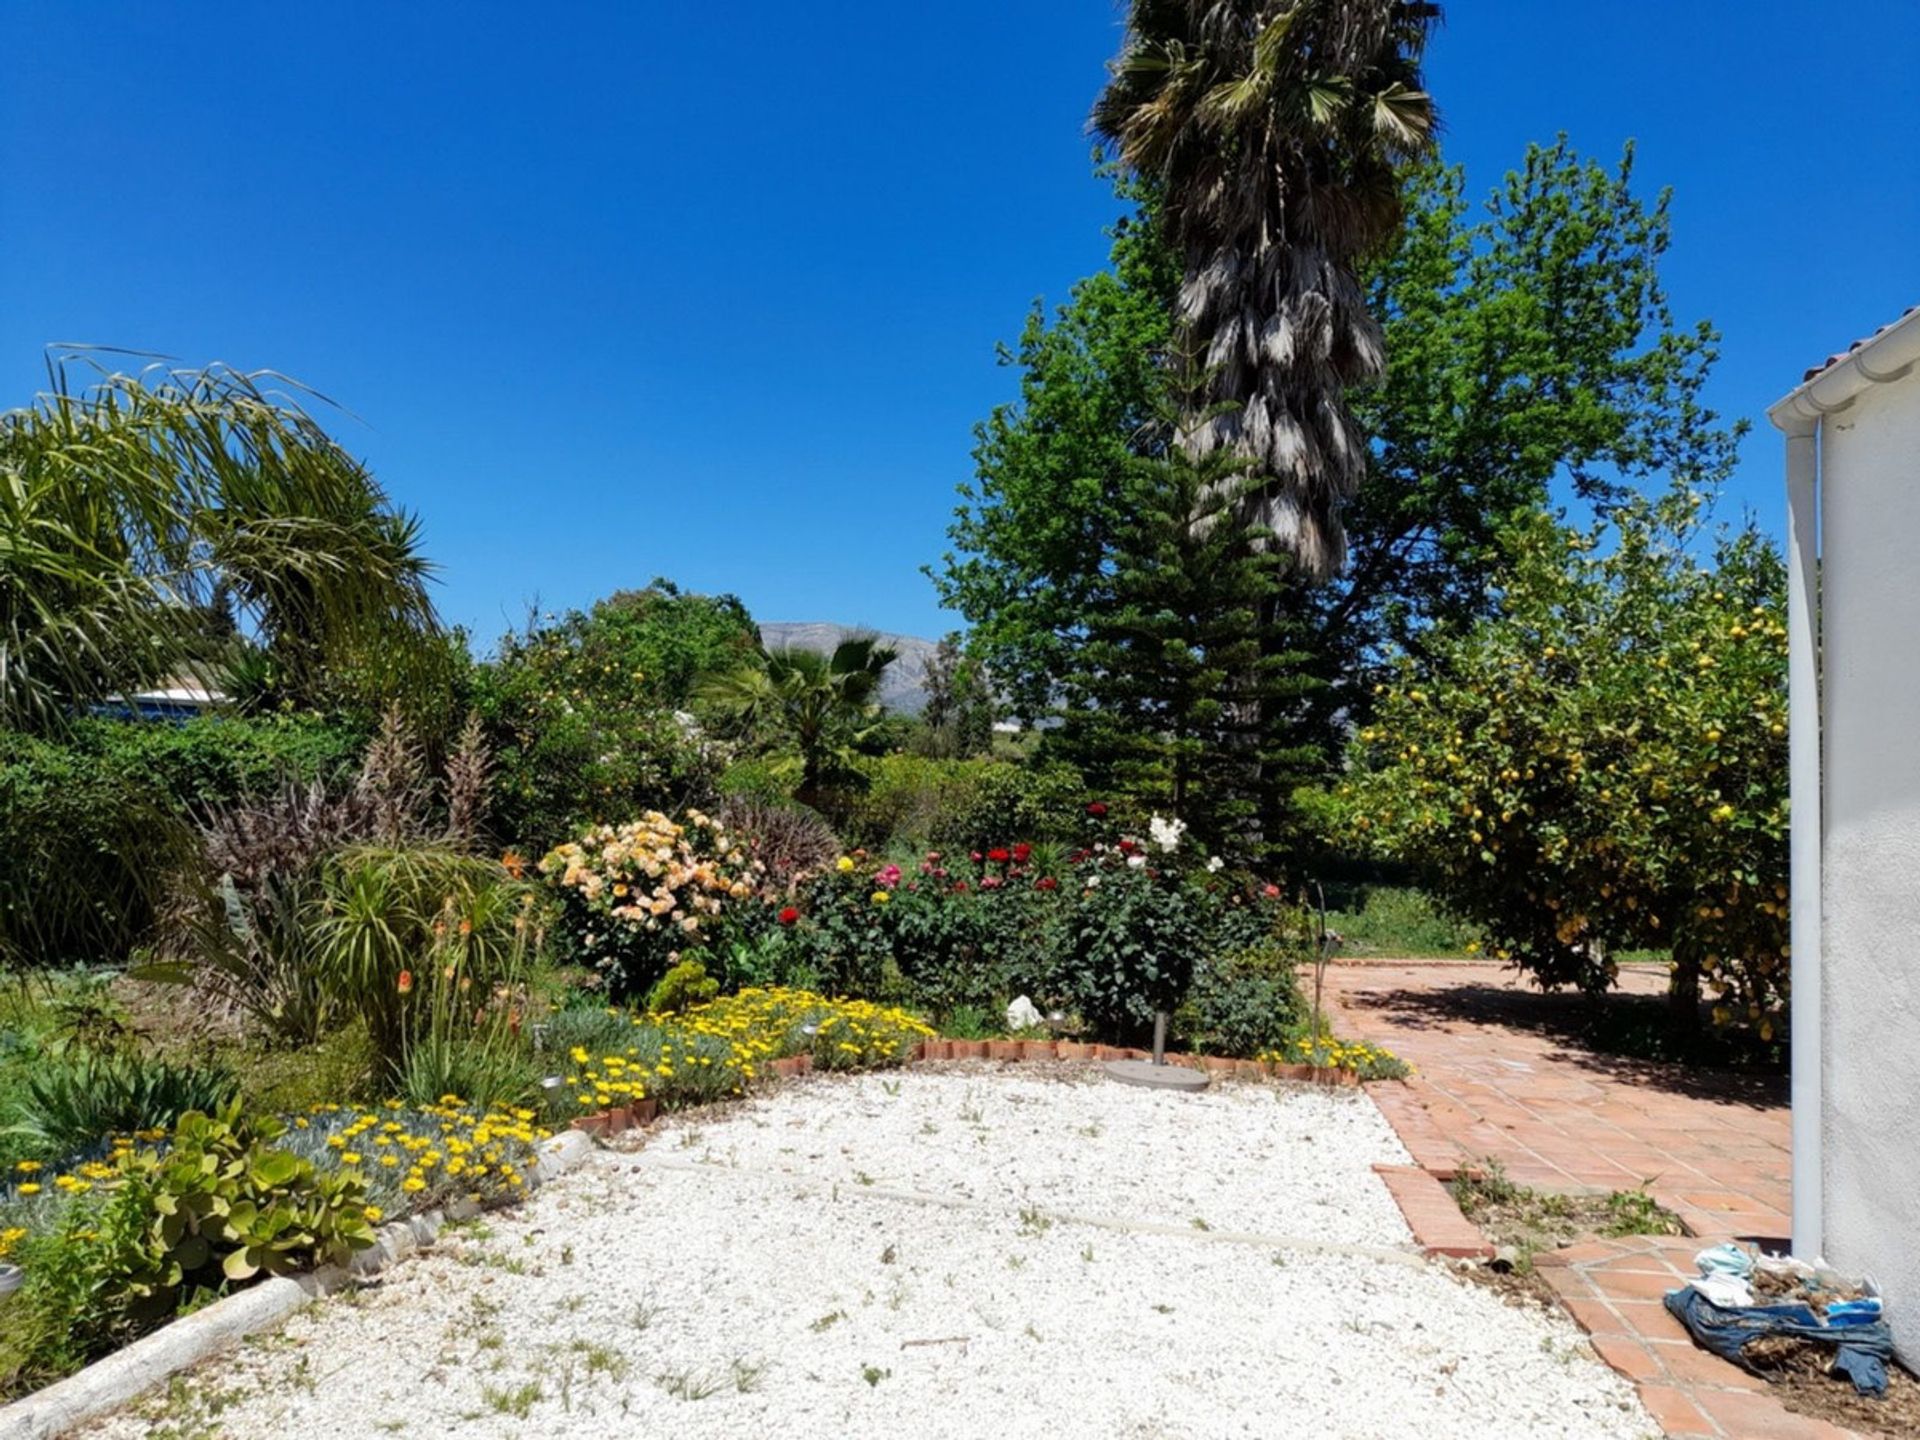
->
xmin=1818 ymin=368 xmax=1920 ymax=1359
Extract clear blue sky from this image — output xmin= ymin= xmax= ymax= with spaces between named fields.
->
xmin=4 ymin=2 xmax=1915 ymax=647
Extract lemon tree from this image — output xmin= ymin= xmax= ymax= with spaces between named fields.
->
xmin=1337 ymin=484 xmax=1788 ymax=1037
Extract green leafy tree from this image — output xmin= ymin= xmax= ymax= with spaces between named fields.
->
xmin=1335 ymin=485 xmax=1788 ymax=1037
xmin=470 ymin=586 xmax=746 ymax=852
xmin=698 ymin=636 xmax=898 ymax=812
xmin=937 ymin=142 xmax=1743 ymax=760
xmin=1092 ymin=0 xmax=1440 ymax=576
xmin=583 ymin=579 xmax=759 ymax=708
xmin=918 ymin=632 xmax=994 ymax=759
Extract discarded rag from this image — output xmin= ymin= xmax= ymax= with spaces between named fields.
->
xmin=1664 ymin=1285 xmax=1895 ymax=1396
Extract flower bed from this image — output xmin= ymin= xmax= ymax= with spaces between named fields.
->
xmin=552 ymin=987 xmax=934 ymax=1117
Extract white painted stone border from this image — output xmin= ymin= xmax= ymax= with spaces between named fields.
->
xmin=0 ymin=1129 xmax=595 ymax=1440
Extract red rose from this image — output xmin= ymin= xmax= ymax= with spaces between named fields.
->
xmin=778 ymin=906 xmax=800 ymax=925
xmin=1012 ymin=843 xmax=1032 ymax=863
xmin=987 ymin=847 xmax=1011 ymax=864
xmin=1086 ymin=801 xmax=1108 ymax=817
xmin=953 ymin=881 xmax=970 ymax=893
xmin=1035 ymin=875 xmax=1059 ymax=891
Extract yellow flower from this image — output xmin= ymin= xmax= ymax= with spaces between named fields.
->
xmin=871 ymin=890 xmax=891 ymax=905
xmin=15 ymin=1183 xmax=40 ymax=1196
xmin=13 ymin=1161 xmax=40 ymax=1174
xmin=836 ymin=856 xmax=855 ymax=873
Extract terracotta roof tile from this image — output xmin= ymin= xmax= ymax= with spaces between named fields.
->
xmin=1803 ymin=304 xmax=1920 ymax=381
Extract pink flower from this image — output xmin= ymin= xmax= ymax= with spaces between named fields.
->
xmin=980 ymin=875 xmax=1003 ymax=890
xmin=1262 ymin=883 xmax=1281 ymax=899
xmin=876 ymin=863 xmax=902 ymax=888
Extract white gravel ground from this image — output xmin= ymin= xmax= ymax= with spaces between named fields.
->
xmin=85 ymin=1070 xmax=1656 ymax=1440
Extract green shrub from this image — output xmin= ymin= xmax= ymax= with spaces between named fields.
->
xmin=1176 ymin=945 xmax=1306 ymax=1057
xmin=230 ymin=1024 xmax=379 ymax=1116
xmin=646 ymin=958 xmax=719 ymax=1015
xmin=0 ymin=715 xmax=362 ymax=966
xmin=840 ymin=756 xmax=1083 ymax=851
xmin=8 ymin=1052 xmax=240 ymax=1162
xmin=471 ymin=593 xmax=738 ymax=853
xmin=1323 ymin=885 xmax=1480 ymax=958
xmin=395 ymin=1024 xmax=536 ymax=1112
xmin=1056 ymin=863 xmax=1206 ymax=1046
xmin=308 ymin=844 xmax=537 ymax=1072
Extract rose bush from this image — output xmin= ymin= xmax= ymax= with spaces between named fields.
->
xmin=539 ymin=809 xmax=763 ymax=1000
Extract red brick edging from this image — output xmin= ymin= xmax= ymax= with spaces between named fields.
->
xmin=1371 ymin=1163 xmax=1493 ymax=1259
xmin=566 ymin=1038 xmax=1364 ymax=1136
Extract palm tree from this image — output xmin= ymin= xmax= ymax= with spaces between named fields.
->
xmin=699 ymin=635 xmax=898 ymax=809
xmin=1091 ymin=0 xmax=1440 ymax=578
xmin=0 ymin=350 xmax=438 ymax=729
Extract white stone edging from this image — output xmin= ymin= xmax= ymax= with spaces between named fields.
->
xmin=0 ymin=1129 xmax=594 ymax=1440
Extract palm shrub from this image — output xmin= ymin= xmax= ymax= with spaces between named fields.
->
xmin=0 ymin=351 xmax=439 ymax=733
xmin=160 ymin=711 xmax=499 ymax=1045
xmin=309 ymin=844 xmax=538 ymax=1077
xmin=698 ymin=636 xmax=898 ymax=814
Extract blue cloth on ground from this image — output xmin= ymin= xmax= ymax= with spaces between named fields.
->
xmin=1663 ymin=1285 xmax=1894 ymax=1396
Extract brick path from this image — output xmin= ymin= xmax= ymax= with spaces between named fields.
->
xmin=1320 ymin=961 xmax=1790 ymax=1241
xmin=1322 ymin=963 xmax=1855 ymax=1438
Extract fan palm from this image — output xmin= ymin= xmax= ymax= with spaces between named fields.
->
xmin=0 ymin=349 xmax=438 ymax=729
xmin=1092 ymin=0 xmax=1440 ymax=577
xmin=699 ymin=636 xmax=898 ymax=809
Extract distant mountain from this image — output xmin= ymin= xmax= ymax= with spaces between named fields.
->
xmin=757 ymin=623 xmax=940 ymax=714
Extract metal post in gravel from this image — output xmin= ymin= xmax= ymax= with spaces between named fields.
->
xmin=1104 ymin=1007 xmax=1208 ymax=1092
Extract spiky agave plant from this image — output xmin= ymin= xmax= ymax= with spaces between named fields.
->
xmin=1092 ymin=0 xmax=1440 ymax=577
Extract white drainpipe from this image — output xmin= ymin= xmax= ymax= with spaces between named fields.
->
xmin=1768 ymin=304 xmax=1920 ymax=1261
xmin=1780 ymin=418 xmax=1821 ymax=1260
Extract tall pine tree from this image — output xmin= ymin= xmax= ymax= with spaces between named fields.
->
xmin=1056 ymin=447 xmax=1321 ymax=862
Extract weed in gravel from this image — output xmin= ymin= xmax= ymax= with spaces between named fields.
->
xmin=861 ymin=1364 xmax=891 ymax=1387
xmin=1081 ymin=1243 xmax=1095 ymax=1263
xmin=1018 ymin=1205 xmax=1053 ymax=1236
xmin=631 ymin=1295 xmax=661 ymax=1331
xmin=481 ymin=1380 xmax=541 ymax=1417
xmin=811 ymin=1309 xmax=848 ymax=1332
xmin=656 ymin=1367 xmax=725 ymax=1401
xmin=1190 ymin=1216 xmax=1212 ymax=1231
xmin=732 ymin=1358 xmax=766 ymax=1393
xmin=571 ymin=1339 xmax=629 ymax=1380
